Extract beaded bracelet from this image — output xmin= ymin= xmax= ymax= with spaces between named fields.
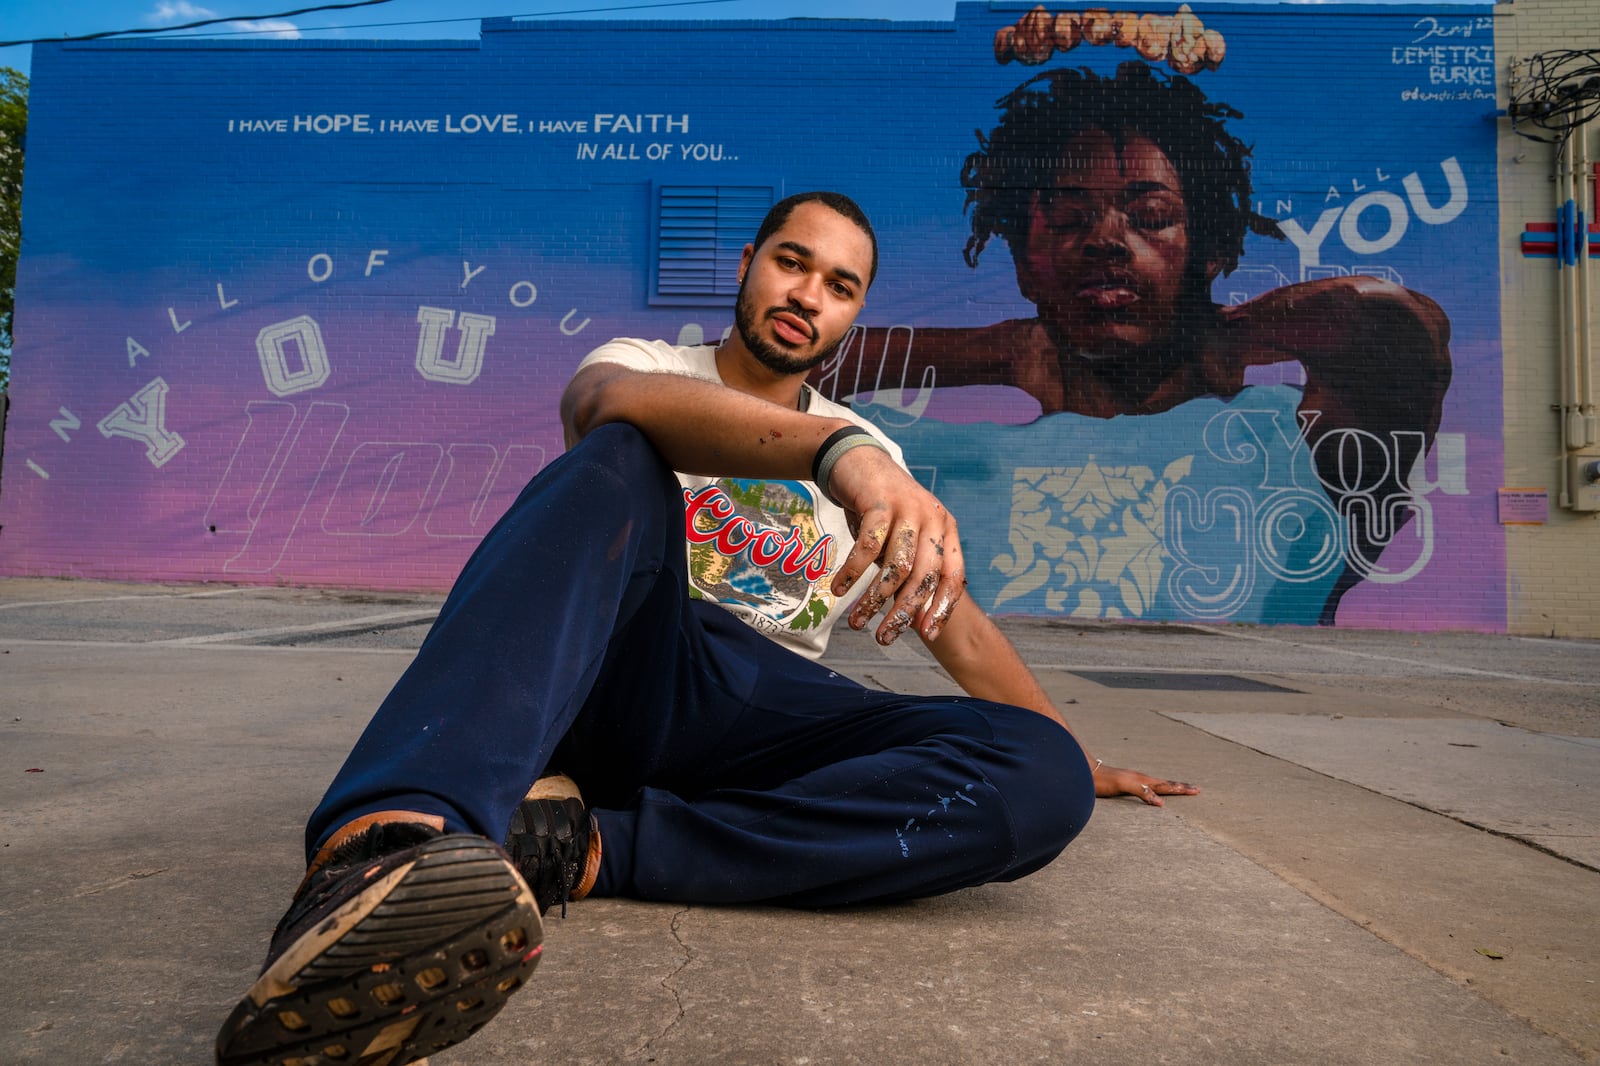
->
xmin=811 ymin=426 xmax=887 ymax=505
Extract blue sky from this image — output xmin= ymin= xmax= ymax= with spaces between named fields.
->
xmin=3 ymin=0 xmax=1433 ymax=78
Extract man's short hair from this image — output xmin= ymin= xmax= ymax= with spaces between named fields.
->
xmin=961 ymin=61 xmax=1282 ymax=278
xmin=752 ymin=191 xmax=879 ymax=287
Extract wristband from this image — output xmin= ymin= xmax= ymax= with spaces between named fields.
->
xmin=811 ymin=426 xmax=887 ymax=505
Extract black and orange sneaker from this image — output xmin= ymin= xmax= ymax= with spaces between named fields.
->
xmin=504 ymin=774 xmax=600 ymax=918
xmin=215 ymin=823 xmax=541 ymax=1066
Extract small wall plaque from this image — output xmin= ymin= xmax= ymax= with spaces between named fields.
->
xmin=1497 ymin=488 xmax=1549 ymax=525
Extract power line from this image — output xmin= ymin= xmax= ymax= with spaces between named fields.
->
xmin=2 ymin=0 xmax=742 ymax=50
xmin=1 ymin=0 xmax=399 ymax=49
xmin=1508 ymin=50 xmax=1600 ymax=144
xmin=188 ymin=0 xmax=739 ymax=37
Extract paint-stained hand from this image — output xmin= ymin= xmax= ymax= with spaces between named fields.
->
xmin=824 ymin=444 xmax=967 ymax=645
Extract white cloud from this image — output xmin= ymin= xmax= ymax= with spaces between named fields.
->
xmin=148 ymin=1 xmax=217 ymax=23
xmin=231 ymin=19 xmax=303 ymax=39
xmin=146 ymin=3 xmax=301 ymax=38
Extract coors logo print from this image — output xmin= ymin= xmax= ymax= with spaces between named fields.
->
xmin=683 ymin=480 xmax=838 ymax=635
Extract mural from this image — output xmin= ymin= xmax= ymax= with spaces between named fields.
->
xmin=0 ymin=3 xmax=1501 ymax=628
xmin=812 ymin=8 xmax=1498 ymax=628
xmin=815 ymin=56 xmax=1455 ymax=625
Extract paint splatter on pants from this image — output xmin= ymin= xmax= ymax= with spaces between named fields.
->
xmin=307 ymin=423 xmax=1093 ymax=907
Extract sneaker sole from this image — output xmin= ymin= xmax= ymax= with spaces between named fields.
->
xmin=215 ymin=835 xmax=542 ymax=1066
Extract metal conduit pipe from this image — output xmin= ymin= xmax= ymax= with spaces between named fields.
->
xmin=1561 ymin=120 xmax=1600 ymax=510
xmin=1582 ymin=133 xmax=1600 ymax=503
xmin=1578 ymin=130 xmax=1595 ymax=427
xmin=1556 ymin=134 xmax=1575 ymax=507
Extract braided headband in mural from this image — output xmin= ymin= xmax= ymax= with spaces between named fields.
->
xmin=995 ymin=5 xmax=1225 ymax=76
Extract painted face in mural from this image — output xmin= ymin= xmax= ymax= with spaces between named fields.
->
xmin=733 ymin=201 xmax=871 ymax=376
xmin=1016 ymin=129 xmax=1195 ymax=360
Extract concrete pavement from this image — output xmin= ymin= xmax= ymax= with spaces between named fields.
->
xmin=1 ymin=577 xmax=1596 ymax=1064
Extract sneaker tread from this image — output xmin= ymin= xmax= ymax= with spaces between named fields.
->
xmin=215 ymin=833 xmax=540 ymax=1066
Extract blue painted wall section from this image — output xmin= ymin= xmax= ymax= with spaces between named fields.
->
xmin=1 ymin=3 xmax=1503 ymax=630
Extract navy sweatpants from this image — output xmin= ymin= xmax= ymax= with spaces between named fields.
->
xmin=307 ymin=424 xmax=1094 ymax=907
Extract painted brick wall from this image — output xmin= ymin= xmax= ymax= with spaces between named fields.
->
xmin=1496 ymin=0 xmax=1600 ymax=637
xmin=1 ymin=2 xmax=1512 ymax=631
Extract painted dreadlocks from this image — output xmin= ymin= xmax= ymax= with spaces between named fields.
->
xmin=961 ymin=61 xmax=1283 ymax=283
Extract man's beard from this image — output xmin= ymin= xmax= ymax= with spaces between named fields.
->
xmin=733 ymin=284 xmax=844 ymax=376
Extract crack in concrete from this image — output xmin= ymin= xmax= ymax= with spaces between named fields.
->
xmin=71 ymin=867 xmax=169 ymax=898
xmin=637 ymin=905 xmax=693 ymax=1060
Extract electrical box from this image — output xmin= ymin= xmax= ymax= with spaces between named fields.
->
xmin=1568 ymin=448 xmax=1600 ymax=511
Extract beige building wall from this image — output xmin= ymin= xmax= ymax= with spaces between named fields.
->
xmin=1498 ymin=0 xmax=1600 ymax=636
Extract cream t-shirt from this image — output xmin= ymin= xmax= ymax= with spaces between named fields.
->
xmin=575 ymin=338 xmax=905 ymax=660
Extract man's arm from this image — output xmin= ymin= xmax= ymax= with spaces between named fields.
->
xmin=563 ymin=361 xmax=846 ymax=476
xmin=919 ymin=596 xmax=1199 ymax=806
xmin=562 ymin=360 xmax=966 ymax=642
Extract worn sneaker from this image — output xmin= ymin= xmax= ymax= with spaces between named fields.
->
xmin=504 ymin=774 xmax=600 ymax=917
xmin=215 ymin=822 xmax=542 ymax=1066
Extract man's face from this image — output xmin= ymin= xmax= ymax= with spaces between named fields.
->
xmin=1015 ymin=129 xmax=1195 ymax=359
xmin=733 ymin=201 xmax=872 ymax=376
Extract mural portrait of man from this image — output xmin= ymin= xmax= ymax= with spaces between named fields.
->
xmin=818 ymin=58 xmax=1457 ymax=626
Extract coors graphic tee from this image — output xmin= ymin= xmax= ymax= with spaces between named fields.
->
xmin=574 ymin=339 xmax=904 ymax=660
